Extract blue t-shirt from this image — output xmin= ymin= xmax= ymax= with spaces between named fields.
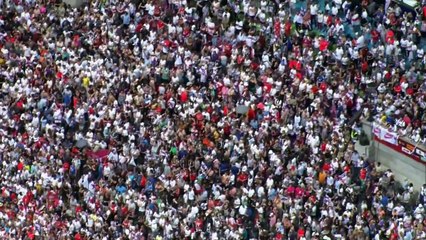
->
xmin=122 ymin=14 xmax=130 ymax=25
xmin=116 ymin=185 xmax=127 ymax=194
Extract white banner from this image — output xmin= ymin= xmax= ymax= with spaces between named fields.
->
xmin=373 ymin=124 xmax=381 ymax=138
xmin=373 ymin=123 xmax=398 ymax=145
xmin=381 ymin=128 xmax=398 ymax=145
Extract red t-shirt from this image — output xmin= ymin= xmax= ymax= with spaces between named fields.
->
xmin=237 ymin=173 xmax=248 ymax=183
xmin=74 ymin=233 xmax=82 ymax=240
xmin=322 ymin=162 xmax=331 ymax=172
xmin=285 ymin=21 xmax=292 ymax=36
xmin=298 ymin=228 xmax=305 ymax=238
xmin=17 ymin=162 xmax=24 ymax=171
xmin=247 ymin=108 xmax=256 ymax=120
xmin=360 ymin=168 xmax=367 ymax=180
xmin=195 ymin=218 xmax=203 ymax=231
xmin=63 ymin=162 xmax=70 ymax=171
xmin=274 ymin=21 xmax=281 ymax=37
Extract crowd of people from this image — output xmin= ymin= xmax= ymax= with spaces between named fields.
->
xmin=0 ymin=0 xmax=426 ymax=239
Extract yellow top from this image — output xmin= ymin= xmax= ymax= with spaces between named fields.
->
xmin=380 ymin=114 xmax=387 ymax=124
xmin=318 ymin=171 xmax=327 ymax=184
xmin=82 ymin=77 xmax=90 ymax=88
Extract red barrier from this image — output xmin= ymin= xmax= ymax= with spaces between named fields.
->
xmin=373 ymin=136 xmax=426 ymax=165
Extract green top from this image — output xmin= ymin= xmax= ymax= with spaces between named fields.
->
xmin=170 ymin=147 xmax=177 ymax=155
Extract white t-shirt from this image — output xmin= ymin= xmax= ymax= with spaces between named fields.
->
xmin=334 ymin=0 xmax=342 ymax=6
xmin=317 ymin=13 xmax=324 ymax=23
xmin=310 ymin=4 xmax=318 ymax=15
xmin=335 ymin=47 xmax=344 ymax=60
xmin=331 ymin=6 xmax=339 ymax=16
xmin=356 ymin=35 xmax=365 ymax=48
xmin=400 ymin=39 xmax=408 ymax=48
xmin=386 ymin=44 xmax=394 ymax=56
xmin=418 ymin=48 xmax=424 ymax=58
